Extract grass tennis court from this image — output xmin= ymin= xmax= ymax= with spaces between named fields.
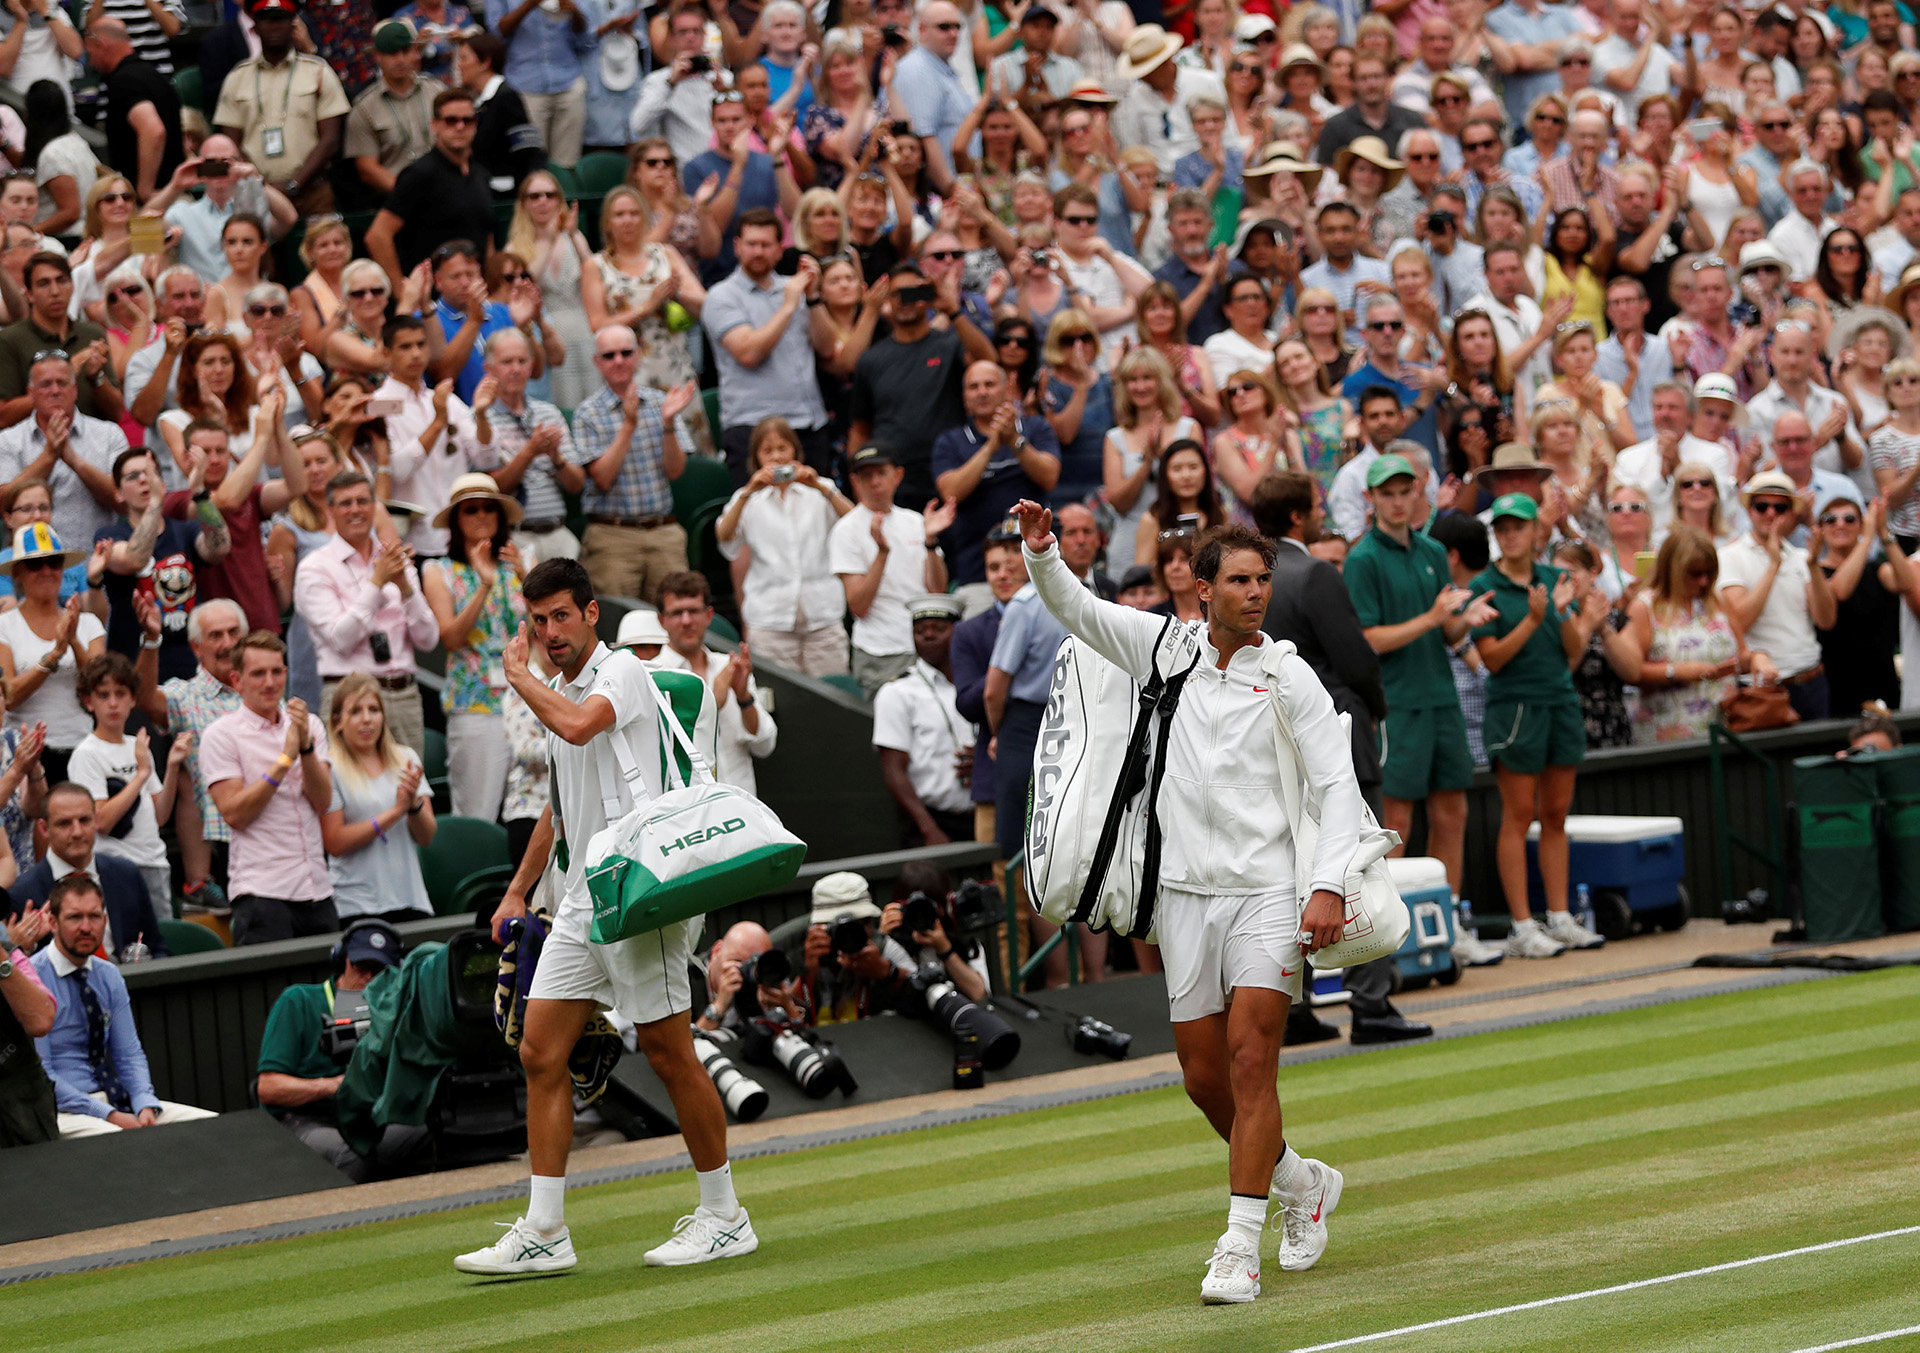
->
xmin=13 ymin=968 xmax=1920 ymax=1353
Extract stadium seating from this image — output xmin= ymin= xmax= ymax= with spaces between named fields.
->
xmin=419 ymin=815 xmax=513 ymax=916
xmin=158 ymin=918 xmax=227 ymax=954
xmin=575 ymin=152 xmax=629 ymax=197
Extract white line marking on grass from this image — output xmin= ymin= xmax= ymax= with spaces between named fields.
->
xmin=1786 ymin=1325 xmax=1920 ymax=1352
xmin=1289 ymin=1225 xmax=1920 ymax=1352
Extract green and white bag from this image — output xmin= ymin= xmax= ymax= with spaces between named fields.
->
xmin=585 ymin=671 xmax=806 ymax=944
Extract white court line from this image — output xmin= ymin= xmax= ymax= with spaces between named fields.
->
xmin=1289 ymin=1224 xmax=1920 ymax=1353
xmin=1787 ymin=1326 xmax=1920 ymax=1352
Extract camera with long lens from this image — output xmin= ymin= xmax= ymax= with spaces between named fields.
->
xmin=744 ymin=1010 xmax=858 ymax=1099
xmin=737 ymin=947 xmax=790 ymax=991
xmin=1069 ymin=1014 xmax=1131 ymax=1060
xmin=825 ymin=915 xmax=869 ymax=960
xmin=950 ymin=878 xmax=1000 ymax=938
xmin=691 ymin=1028 xmax=769 ymax=1122
xmin=904 ymin=962 xmax=1021 ymax=1079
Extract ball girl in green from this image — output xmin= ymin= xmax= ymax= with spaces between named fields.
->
xmin=1469 ymin=493 xmax=1607 ymax=957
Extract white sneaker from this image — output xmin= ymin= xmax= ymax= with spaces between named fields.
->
xmin=643 ymin=1206 xmax=759 ymax=1266
xmin=1544 ymin=909 xmax=1607 ymax=949
xmin=1200 ymin=1230 xmax=1261 ymax=1303
xmin=1451 ymin=923 xmax=1506 ymax=967
xmin=1505 ymin=917 xmax=1568 ymax=959
xmin=1274 ymin=1158 xmax=1343 ymax=1272
xmin=453 ymin=1217 xmax=576 ymax=1276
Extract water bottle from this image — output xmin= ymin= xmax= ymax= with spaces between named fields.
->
xmin=1455 ymin=897 xmax=1476 ymax=938
xmin=1574 ymin=884 xmax=1595 ymax=934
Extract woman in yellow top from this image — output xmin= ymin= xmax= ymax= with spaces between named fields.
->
xmin=1539 ymin=206 xmax=1615 ymax=335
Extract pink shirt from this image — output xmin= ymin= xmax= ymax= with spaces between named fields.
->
xmin=291 ymin=532 xmax=440 ymax=680
xmin=198 ymin=703 xmax=333 ymax=902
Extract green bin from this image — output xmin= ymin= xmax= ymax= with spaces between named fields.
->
xmin=1793 ymin=755 xmax=1884 ymax=943
xmin=1872 ymin=746 xmax=1920 ymax=933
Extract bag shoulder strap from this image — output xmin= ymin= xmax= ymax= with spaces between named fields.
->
xmin=1071 ymin=617 xmax=1177 ymax=924
xmin=1128 ymin=638 xmax=1203 ymax=940
xmin=646 ymin=667 xmax=715 ymax=789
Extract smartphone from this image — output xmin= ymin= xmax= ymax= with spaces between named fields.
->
xmin=1176 ymin=512 xmax=1202 ymax=533
xmin=686 ymin=52 xmax=711 ymax=73
xmin=888 ymin=119 xmax=912 ymax=137
xmin=198 ymin=158 xmax=230 ymax=178
xmin=129 ymin=216 xmax=165 ymax=256
xmin=1687 ymin=118 xmax=1722 ymax=144
xmin=1633 ymin=550 xmax=1657 ymax=583
xmin=365 ymin=398 xmax=404 ymax=419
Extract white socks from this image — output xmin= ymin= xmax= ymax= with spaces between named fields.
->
xmin=1272 ymin=1145 xmax=1308 ymax=1197
xmin=698 ymin=1162 xmax=740 ymax=1218
xmin=528 ymin=1174 xmax=566 ymax=1235
xmin=1227 ymin=1193 xmax=1268 ymax=1245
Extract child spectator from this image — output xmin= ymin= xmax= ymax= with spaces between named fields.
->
xmin=67 ymin=652 xmax=191 ymax=920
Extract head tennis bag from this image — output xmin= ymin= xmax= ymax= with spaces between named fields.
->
xmin=585 ymin=670 xmax=806 ymax=945
xmin=1025 ymin=614 xmax=1203 ymax=942
xmin=1259 ymin=641 xmax=1409 ymax=969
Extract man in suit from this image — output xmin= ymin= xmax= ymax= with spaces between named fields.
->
xmin=12 ymin=783 xmax=169 ymax=961
xmin=1250 ymin=472 xmax=1430 ymax=1046
xmin=951 ymin=523 xmax=1028 ymax=846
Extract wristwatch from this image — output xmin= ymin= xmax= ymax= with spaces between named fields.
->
xmin=0 ymin=957 xmax=13 ymax=980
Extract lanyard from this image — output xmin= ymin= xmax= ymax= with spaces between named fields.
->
xmin=914 ymin=664 xmax=966 ymax=754
xmin=253 ymin=56 xmax=298 ymax=129
xmin=385 ymin=86 xmax=430 ymax=158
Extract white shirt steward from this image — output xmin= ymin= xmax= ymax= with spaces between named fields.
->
xmin=528 ymin=642 xmax=720 ymax=1025
xmin=1022 ymin=540 xmax=1366 ymax=1019
xmin=871 ymin=657 xmax=973 ymax=815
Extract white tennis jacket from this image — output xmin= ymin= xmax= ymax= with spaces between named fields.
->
xmin=1024 ymin=541 xmax=1366 ymax=900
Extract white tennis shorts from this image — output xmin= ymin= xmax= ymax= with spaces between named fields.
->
xmin=1157 ymin=884 xmax=1304 ymax=1022
xmin=526 ymin=880 xmax=701 ymax=1026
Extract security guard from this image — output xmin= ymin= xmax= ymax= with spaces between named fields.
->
xmin=871 ymin=594 xmax=975 ymax=847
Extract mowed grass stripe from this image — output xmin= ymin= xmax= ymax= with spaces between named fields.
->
xmin=11 ymin=969 xmax=1918 ymax=1353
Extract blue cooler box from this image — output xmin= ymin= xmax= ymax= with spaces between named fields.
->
xmin=1310 ymin=856 xmax=1459 ymax=998
xmin=1525 ymin=814 xmax=1688 ymax=940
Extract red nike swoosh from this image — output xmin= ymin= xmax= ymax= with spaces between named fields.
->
xmin=1253 ymin=687 xmax=1269 ymax=693
xmin=1280 ymin=967 xmax=1296 ymax=977
xmin=1311 ymin=1186 xmax=1326 ymax=1223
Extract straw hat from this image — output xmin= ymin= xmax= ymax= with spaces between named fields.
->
xmin=1332 ymin=136 xmax=1405 ymax=191
xmin=1826 ymin=304 xmax=1912 ymax=364
xmin=1741 ymin=470 xmax=1800 ymax=506
xmin=1888 ymin=261 xmax=1920 ymax=317
xmin=1469 ymin=442 xmax=1552 ymax=486
xmin=1243 ymin=140 xmax=1324 ymax=193
xmin=431 ymin=472 xmax=525 ymax=530
xmin=1116 ymin=23 xmax=1183 ymax=80
xmin=1277 ymin=42 xmax=1325 ymax=77
xmin=0 ymin=522 xmax=83 ymax=577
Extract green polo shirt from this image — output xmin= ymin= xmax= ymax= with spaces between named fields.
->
xmin=255 ymin=982 xmax=340 ymax=1119
xmin=0 ymin=315 xmax=116 ymax=421
xmin=1346 ymin=525 xmax=1459 ymax=711
xmin=1470 ymin=561 xmax=1578 ymax=703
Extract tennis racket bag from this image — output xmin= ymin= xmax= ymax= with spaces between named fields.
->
xmin=1025 ymin=615 xmax=1203 ymax=942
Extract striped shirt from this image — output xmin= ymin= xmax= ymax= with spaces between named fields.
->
xmin=487 ymin=395 xmax=578 ymax=522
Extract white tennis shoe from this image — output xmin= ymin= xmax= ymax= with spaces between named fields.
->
xmin=1544 ymin=909 xmax=1607 ymax=949
xmin=643 ymin=1207 xmax=760 ymax=1266
xmin=1200 ymin=1230 xmax=1261 ymax=1303
xmin=453 ymin=1218 xmax=577 ymax=1276
xmin=1274 ymin=1158 xmax=1343 ymax=1272
xmin=1506 ymin=917 xmax=1568 ymax=958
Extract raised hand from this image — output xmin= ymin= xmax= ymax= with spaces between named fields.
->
xmin=1462 ymin=590 xmax=1498 ymax=627
xmin=167 ymin=729 xmax=194 ymax=771
xmin=471 ymin=375 xmax=498 ymax=417
xmin=661 ymin=379 xmax=696 ymax=422
xmin=922 ymin=495 xmax=958 ymax=537
xmin=395 ymin=760 xmax=424 ymax=812
xmin=1012 ymin=498 xmax=1054 ymax=551
xmin=503 ymin=621 xmax=532 ymax=684
xmin=283 ymin=697 xmax=309 ymax=759
xmin=1526 ymin=582 xmax=1549 ymax=623
xmin=430 ymin=378 xmax=454 ymax=422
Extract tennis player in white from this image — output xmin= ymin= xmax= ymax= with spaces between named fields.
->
xmin=1013 ymin=502 xmax=1363 ymax=1304
xmin=454 ymin=559 xmax=755 ymax=1277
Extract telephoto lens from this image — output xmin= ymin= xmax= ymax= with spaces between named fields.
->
xmin=1069 ymin=1015 xmax=1132 ymax=1060
xmin=692 ymin=1029 xmax=769 ymax=1122
xmin=829 ymin=916 xmax=869 ymax=956
xmin=910 ymin=964 xmax=1021 ymax=1070
xmin=737 ymin=947 xmax=790 ymax=989
xmin=769 ymin=1027 xmax=858 ymax=1098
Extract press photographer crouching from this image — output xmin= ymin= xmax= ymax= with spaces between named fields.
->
xmin=883 ymin=862 xmax=1022 ymax=1084
xmin=694 ymin=919 xmax=855 ymax=1106
xmin=804 ymin=871 xmax=916 ymax=1023
xmin=255 ymin=920 xmax=433 ymax=1182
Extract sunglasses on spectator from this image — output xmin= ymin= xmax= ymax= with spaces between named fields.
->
xmin=29 ymin=347 xmax=67 ymax=363
xmin=929 ymin=19 xmax=961 ymax=29
xmin=1301 ymin=303 xmax=1337 ymax=313
xmin=1758 ymin=119 xmax=1794 ymax=129
xmin=712 ymin=91 xmax=745 ymax=105
xmin=596 ymin=347 xmax=638 ymax=359
xmin=99 ymin=191 xmax=135 ymax=204
xmin=1226 ymin=381 xmax=1264 ymax=397
xmin=1820 ymin=511 xmax=1860 ymax=525
xmin=1829 ymin=242 xmax=1862 ymax=254
xmin=348 ymin=286 xmax=388 ymax=299
xmin=1676 ymin=476 xmax=1715 ymax=489
xmin=1536 ymin=113 xmax=1567 ymax=124
xmin=1367 ymin=319 xmax=1404 ymax=331
xmin=247 ymin=303 xmax=289 ymax=317
xmin=1609 ymin=501 xmax=1648 ymax=514
xmin=1749 ymin=499 xmax=1795 ymax=515
xmin=109 ymin=285 xmax=144 ymax=301
xmin=1891 ymin=375 xmax=1920 ymax=387
xmin=439 ymin=113 xmax=477 ymax=126
xmin=640 ymin=156 xmax=676 ymax=168
xmin=1404 ymin=151 xmax=1440 ymax=162
xmin=1462 ymin=138 xmax=1497 ymax=151
xmin=1689 ymin=256 xmax=1728 ymax=271
xmin=924 ymin=249 xmax=964 ymax=261
xmin=459 ymin=501 xmax=498 ymax=515
xmin=1433 ymin=94 xmax=1466 ymax=107
xmin=500 ymin=270 xmax=529 ymax=283
xmin=13 ymin=557 xmax=61 ymax=573
xmin=1560 ymin=55 xmax=1590 ymax=65
xmin=524 ymin=189 xmax=561 ymax=200
xmin=1063 ymin=333 xmax=1097 ymax=347
xmin=997 ymin=333 xmax=1032 ymax=347
xmin=1686 ymin=567 xmax=1714 ymax=581
xmin=1060 ymin=213 xmax=1098 ymax=226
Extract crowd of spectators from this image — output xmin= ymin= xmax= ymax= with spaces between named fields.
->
xmin=0 ymin=0 xmax=1919 ymax=1154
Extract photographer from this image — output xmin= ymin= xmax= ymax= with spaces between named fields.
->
xmin=881 ymin=861 xmax=989 ymax=1004
xmin=803 ymin=871 xmax=913 ymax=1024
xmin=255 ymin=920 xmax=431 ymax=1182
xmin=697 ymin=920 xmax=806 ymax=1033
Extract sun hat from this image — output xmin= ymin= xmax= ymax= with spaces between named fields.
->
xmin=1737 ymin=240 xmax=1790 ymax=275
xmin=1826 ymin=304 xmax=1912 ymax=364
xmin=1116 ymin=23 xmax=1183 ymax=80
xmin=1470 ymin=442 xmax=1553 ymax=485
xmin=1332 ymin=136 xmax=1404 ymax=191
xmin=616 ymin=607 xmax=669 ymax=648
xmin=1277 ymin=41 xmax=1324 ymax=76
xmin=1741 ymin=469 xmax=1800 ymax=506
xmin=1887 ymin=261 xmax=1920 ymax=316
xmin=1489 ymin=492 xmax=1539 ymax=522
xmin=1691 ymin=372 xmax=1751 ymax=426
xmin=810 ymin=871 xmax=880 ymax=923
xmin=1234 ymin=13 xmax=1278 ymax=42
xmin=431 ymin=471 xmax=524 ymax=529
xmin=1243 ymin=141 xmax=1324 ymax=194
xmin=0 ymin=521 xmax=83 ymax=577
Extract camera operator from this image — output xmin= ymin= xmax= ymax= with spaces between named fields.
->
xmin=881 ymin=861 xmax=989 ymax=1003
xmin=803 ymin=871 xmax=913 ymax=1024
xmin=254 ymin=920 xmax=431 ymax=1182
xmin=697 ymin=920 xmax=806 ymax=1033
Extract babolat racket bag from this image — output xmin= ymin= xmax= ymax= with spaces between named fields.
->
xmin=1024 ymin=615 xmax=1202 ymax=942
xmin=585 ymin=671 xmax=806 ymax=944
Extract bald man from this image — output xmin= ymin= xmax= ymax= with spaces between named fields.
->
xmin=696 ymin=922 xmax=803 ymax=1030
xmin=84 ymin=15 xmax=185 ymax=201
xmin=891 ymin=1 xmax=976 ymax=178
xmin=930 ymin=361 xmax=1061 ymax=587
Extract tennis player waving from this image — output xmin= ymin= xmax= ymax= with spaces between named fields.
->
xmin=1011 ymin=500 xmax=1365 ymax=1304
